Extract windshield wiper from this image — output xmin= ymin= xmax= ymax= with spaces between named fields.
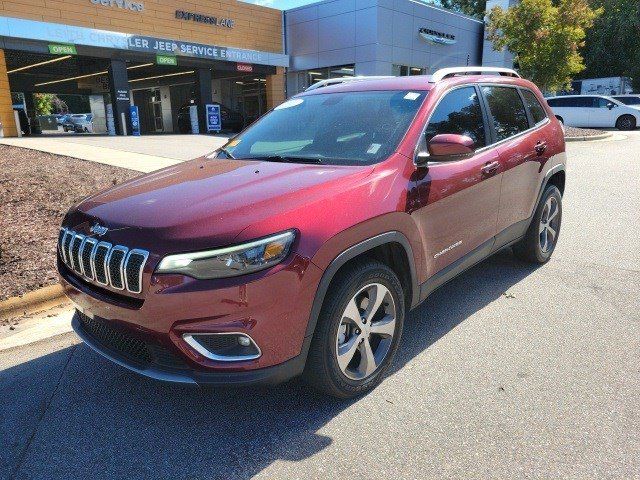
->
xmin=218 ymin=147 xmax=236 ymax=159
xmin=252 ymin=155 xmax=324 ymax=164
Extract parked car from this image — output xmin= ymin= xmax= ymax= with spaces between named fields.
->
xmin=58 ymin=67 xmax=566 ymax=398
xmin=54 ymin=114 xmax=69 ymax=126
xmin=612 ymin=95 xmax=640 ymax=108
xmin=62 ymin=113 xmax=94 ymax=133
xmin=545 ymin=95 xmax=639 ymax=130
xmin=176 ymin=102 xmax=244 ymax=133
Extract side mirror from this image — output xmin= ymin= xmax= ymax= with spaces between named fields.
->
xmin=416 ymin=134 xmax=475 ymax=165
xmin=607 ymin=102 xmax=616 ymax=110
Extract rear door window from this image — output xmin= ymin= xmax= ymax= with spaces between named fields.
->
xmin=482 ymin=86 xmax=530 ymax=142
xmin=424 ymin=86 xmax=487 ymax=149
xmin=521 ymin=89 xmax=548 ymax=124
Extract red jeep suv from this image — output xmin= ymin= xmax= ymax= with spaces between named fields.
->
xmin=58 ymin=67 xmax=566 ymax=398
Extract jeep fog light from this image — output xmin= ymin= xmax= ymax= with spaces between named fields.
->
xmin=183 ymin=333 xmax=261 ymax=362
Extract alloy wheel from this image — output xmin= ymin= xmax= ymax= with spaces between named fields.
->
xmin=539 ymin=196 xmax=560 ymax=253
xmin=335 ymin=283 xmax=396 ymax=380
xmin=619 ymin=116 xmax=634 ymax=130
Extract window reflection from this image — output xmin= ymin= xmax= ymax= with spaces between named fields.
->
xmin=424 ymin=86 xmax=486 ymax=148
xmin=483 ymin=86 xmax=529 ymax=141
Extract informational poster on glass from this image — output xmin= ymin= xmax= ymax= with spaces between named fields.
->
xmin=129 ymin=105 xmax=141 ymax=136
xmin=206 ymin=104 xmax=221 ymax=133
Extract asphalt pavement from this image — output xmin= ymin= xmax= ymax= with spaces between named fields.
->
xmin=1 ymin=132 xmax=639 ymax=480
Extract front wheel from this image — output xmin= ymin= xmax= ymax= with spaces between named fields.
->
xmin=616 ymin=114 xmax=636 ymax=131
xmin=513 ymin=185 xmax=562 ymax=264
xmin=303 ymin=260 xmax=404 ymax=398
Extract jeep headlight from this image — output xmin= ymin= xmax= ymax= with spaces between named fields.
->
xmin=156 ymin=230 xmax=296 ymax=279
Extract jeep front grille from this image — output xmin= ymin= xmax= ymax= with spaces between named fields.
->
xmin=59 ymin=228 xmax=149 ymax=294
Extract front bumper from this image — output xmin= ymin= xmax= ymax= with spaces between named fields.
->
xmin=60 ymin=250 xmax=323 ymax=384
xmin=72 ymin=312 xmax=309 ymax=386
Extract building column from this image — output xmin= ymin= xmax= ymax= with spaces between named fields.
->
xmin=266 ymin=67 xmax=286 ymax=110
xmin=0 ymin=49 xmax=18 ymax=137
xmin=195 ymin=68 xmax=212 ymax=134
xmin=108 ymin=59 xmax=131 ymax=135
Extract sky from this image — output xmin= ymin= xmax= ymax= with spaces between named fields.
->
xmin=241 ymin=0 xmax=440 ymax=10
xmin=240 ymin=0 xmax=323 ymax=8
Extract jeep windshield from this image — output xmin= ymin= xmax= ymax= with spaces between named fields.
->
xmin=213 ymin=90 xmax=427 ymax=166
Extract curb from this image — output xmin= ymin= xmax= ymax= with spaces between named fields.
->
xmin=0 ymin=284 xmax=70 ymax=321
xmin=565 ymin=132 xmax=613 ymax=142
xmin=0 ymin=307 xmax=74 ymax=352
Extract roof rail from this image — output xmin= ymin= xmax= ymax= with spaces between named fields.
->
xmin=304 ymin=76 xmax=394 ymax=92
xmin=431 ymin=67 xmax=521 ymax=82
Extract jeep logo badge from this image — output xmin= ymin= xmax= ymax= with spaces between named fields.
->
xmin=90 ymin=223 xmax=108 ymax=236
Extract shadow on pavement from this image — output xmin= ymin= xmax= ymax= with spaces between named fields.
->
xmin=0 ymin=249 xmax=538 ymax=480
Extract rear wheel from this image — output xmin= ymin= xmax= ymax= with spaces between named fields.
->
xmin=303 ymin=260 xmax=404 ymax=398
xmin=616 ymin=114 xmax=636 ymax=131
xmin=513 ymin=185 xmax=562 ymax=264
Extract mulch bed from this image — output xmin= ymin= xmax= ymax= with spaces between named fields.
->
xmin=0 ymin=145 xmax=139 ymax=301
xmin=564 ymin=126 xmax=605 ymax=138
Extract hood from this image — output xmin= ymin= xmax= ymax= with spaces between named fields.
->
xmin=65 ymin=157 xmax=374 ymax=255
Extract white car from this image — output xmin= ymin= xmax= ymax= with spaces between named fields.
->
xmin=62 ymin=113 xmax=94 ymax=133
xmin=545 ymin=95 xmax=639 ymax=130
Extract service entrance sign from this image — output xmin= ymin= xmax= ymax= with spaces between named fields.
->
xmin=206 ymin=104 xmax=221 ymax=133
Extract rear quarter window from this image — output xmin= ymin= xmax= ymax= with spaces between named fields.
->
xmin=521 ymin=90 xmax=548 ymax=124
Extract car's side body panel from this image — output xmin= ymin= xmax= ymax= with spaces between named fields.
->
xmin=410 ymin=151 xmax=502 ymax=278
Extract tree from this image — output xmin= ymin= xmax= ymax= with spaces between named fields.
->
xmin=33 ymin=93 xmax=55 ymax=116
xmin=486 ymin=0 xmax=602 ymax=92
xmin=581 ymin=0 xmax=640 ymax=91
xmin=438 ymin=0 xmax=486 ymax=19
xmin=52 ymin=95 xmax=69 ymax=114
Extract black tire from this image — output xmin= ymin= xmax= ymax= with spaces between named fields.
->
xmin=302 ymin=260 xmax=405 ymax=398
xmin=615 ymin=114 xmax=636 ymax=131
xmin=513 ymin=185 xmax=562 ymax=264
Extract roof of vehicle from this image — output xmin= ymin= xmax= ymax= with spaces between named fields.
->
xmin=298 ymin=72 xmax=532 ymax=96
xmin=545 ymin=94 xmax=614 ymax=99
xmin=300 ymin=76 xmax=434 ymax=95
xmin=302 ymin=66 xmax=530 ymax=95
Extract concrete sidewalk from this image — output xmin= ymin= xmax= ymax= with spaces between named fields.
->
xmin=0 ymin=305 xmax=74 ymax=352
xmin=0 ymin=134 xmax=230 ymax=172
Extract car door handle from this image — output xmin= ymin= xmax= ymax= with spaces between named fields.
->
xmin=535 ymin=141 xmax=547 ymax=155
xmin=481 ymin=161 xmax=500 ymax=175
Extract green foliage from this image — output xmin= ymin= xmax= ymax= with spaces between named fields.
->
xmin=486 ymin=0 xmax=602 ymax=92
xmin=438 ymin=0 xmax=486 ymax=18
xmin=581 ymin=0 xmax=640 ymax=91
xmin=33 ymin=93 xmax=55 ymax=116
xmin=33 ymin=93 xmax=70 ymax=115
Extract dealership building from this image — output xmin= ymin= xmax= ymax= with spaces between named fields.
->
xmin=0 ymin=0 xmax=503 ymax=137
